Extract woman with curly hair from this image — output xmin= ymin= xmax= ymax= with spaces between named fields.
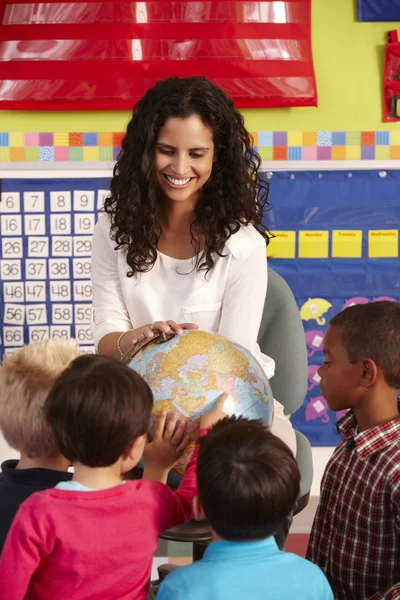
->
xmin=91 ymin=76 xmax=295 ymax=453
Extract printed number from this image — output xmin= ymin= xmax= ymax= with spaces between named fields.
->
xmin=75 ymin=325 xmax=93 ymax=343
xmin=3 ymin=283 xmax=24 ymax=302
xmin=1 ymin=215 xmax=22 ymax=236
xmin=1 ymin=260 xmax=21 ymax=280
xmin=29 ymin=327 xmax=49 ymax=343
xmin=74 ymin=214 xmax=95 ymax=234
xmin=50 ymin=214 xmax=71 ymax=235
xmin=49 ymin=259 xmax=70 ymax=279
xmin=26 ymin=305 xmax=47 ymax=325
xmin=2 ymin=238 xmax=23 ymax=258
xmin=25 ymin=259 xmax=46 ymax=280
xmin=50 ymin=282 xmax=71 ymax=301
xmin=25 ymin=282 xmax=46 ymax=302
xmin=74 ymin=281 xmax=92 ymax=301
xmin=28 ymin=237 xmax=49 ymax=257
xmin=0 ymin=192 xmax=20 ymax=213
xmin=50 ymin=192 xmax=71 ymax=212
xmin=50 ymin=326 xmax=71 ymax=340
xmin=4 ymin=304 xmax=25 ymax=325
xmin=3 ymin=327 xmax=24 ymax=347
xmin=23 ymin=192 xmax=45 ymax=213
xmin=73 ymin=258 xmax=91 ymax=278
xmin=74 ymin=190 xmax=94 ymax=212
xmin=52 ymin=237 xmax=72 ymax=257
xmin=73 ymin=237 xmax=92 ymax=257
xmin=52 ymin=304 xmax=73 ymax=324
xmin=74 ymin=304 xmax=91 ymax=324
xmin=24 ymin=215 xmax=46 ymax=236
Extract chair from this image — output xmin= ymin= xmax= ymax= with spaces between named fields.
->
xmin=158 ymin=267 xmax=312 ymax=560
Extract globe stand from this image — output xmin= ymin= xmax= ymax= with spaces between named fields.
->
xmin=121 ymin=329 xmax=176 ymax=365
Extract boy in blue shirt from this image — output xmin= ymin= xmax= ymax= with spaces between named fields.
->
xmin=158 ymin=417 xmax=332 ymax=600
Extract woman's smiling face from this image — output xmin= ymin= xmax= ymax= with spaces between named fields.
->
xmin=154 ymin=114 xmax=215 ymax=206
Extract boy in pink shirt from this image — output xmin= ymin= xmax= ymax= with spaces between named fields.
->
xmin=0 ymin=354 xmax=225 ymax=600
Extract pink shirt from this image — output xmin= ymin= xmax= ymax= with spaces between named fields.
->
xmin=0 ymin=436 xmax=204 ymax=600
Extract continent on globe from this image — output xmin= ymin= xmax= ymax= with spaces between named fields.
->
xmin=128 ymin=330 xmax=273 ymax=475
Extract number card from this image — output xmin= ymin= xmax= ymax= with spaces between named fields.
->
xmin=73 ymin=258 xmax=91 ymax=279
xmin=28 ymin=237 xmax=49 ymax=258
xmin=3 ymin=282 xmax=24 ymax=302
xmin=3 ymin=326 xmax=24 ymax=346
xmin=1 ymin=192 xmax=20 ymax=213
xmin=1 ymin=260 xmax=22 ymax=281
xmin=74 ymin=213 xmax=95 ymax=234
xmin=25 ymin=281 xmax=47 ymax=302
xmin=52 ymin=236 xmax=73 ymax=257
xmin=73 ymin=236 xmax=92 ymax=257
xmin=50 ymin=191 xmax=72 ymax=212
xmin=74 ymin=190 xmax=95 ymax=212
xmin=49 ymin=258 xmax=70 ymax=280
xmin=52 ymin=304 xmax=73 ymax=324
xmin=23 ymin=191 xmax=45 ymax=213
xmin=1 ymin=215 xmax=22 ymax=236
xmin=50 ymin=325 xmax=71 ymax=340
xmin=74 ymin=280 xmax=92 ymax=301
xmin=2 ymin=237 xmax=23 ymax=258
xmin=4 ymin=304 xmax=25 ymax=325
xmin=74 ymin=304 xmax=92 ymax=324
xmin=24 ymin=215 xmax=46 ymax=236
xmin=25 ymin=259 xmax=47 ymax=280
xmin=50 ymin=281 xmax=71 ymax=302
xmin=50 ymin=214 xmax=72 ymax=235
xmin=26 ymin=304 xmax=48 ymax=325
xmin=75 ymin=325 xmax=93 ymax=344
xmin=29 ymin=326 xmax=50 ymax=343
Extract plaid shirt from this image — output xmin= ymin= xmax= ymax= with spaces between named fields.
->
xmin=307 ymin=409 xmax=400 ymax=600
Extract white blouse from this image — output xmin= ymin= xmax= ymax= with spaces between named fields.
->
xmin=91 ymin=215 xmax=296 ymax=454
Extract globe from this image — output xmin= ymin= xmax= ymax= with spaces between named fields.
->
xmin=128 ymin=330 xmax=273 ymax=475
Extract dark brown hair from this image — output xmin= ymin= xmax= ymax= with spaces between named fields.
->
xmin=45 ymin=355 xmax=153 ymax=467
xmin=105 ymin=76 xmax=271 ymax=277
xmin=197 ymin=416 xmax=299 ymax=541
xmin=330 ymin=301 xmax=400 ymax=388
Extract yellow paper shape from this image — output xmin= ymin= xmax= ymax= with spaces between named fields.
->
xmin=332 ymin=230 xmax=362 ymax=258
xmin=368 ymin=230 xmax=399 ymax=258
xmin=269 ymin=231 xmax=296 ymax=259
xmin=299 ymin=231 xmax=329 ymax=259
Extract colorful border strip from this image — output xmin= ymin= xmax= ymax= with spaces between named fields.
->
xmin=1 ymin=131 xmax=400 ymax=162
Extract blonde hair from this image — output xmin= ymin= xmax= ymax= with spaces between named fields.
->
xmin=0 ymin=339 xmax=81 ymax=457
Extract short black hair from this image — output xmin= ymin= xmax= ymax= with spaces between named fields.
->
xmin=330 ymin=301 xmax=400 ymax=388
xmin=197 ymin=416 xmax=299 ymax=541
xmin=45 ymin=355 xmax=153 ymax=467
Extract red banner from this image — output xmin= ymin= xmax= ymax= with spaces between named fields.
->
xmin=0 ymin=1 xmax=317 ymax=110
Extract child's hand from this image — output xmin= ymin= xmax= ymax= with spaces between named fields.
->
xmin=199 ymin=393 xmax=229 ymax=430
xmin=143 ymin=411 xmax=190 ymax=483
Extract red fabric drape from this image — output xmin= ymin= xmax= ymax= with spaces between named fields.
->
xmin=0 ymin=1 xmax=317 ymax=110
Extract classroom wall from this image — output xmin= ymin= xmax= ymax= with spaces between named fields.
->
xmin=0 ymin=0 xmax=397 ymax=134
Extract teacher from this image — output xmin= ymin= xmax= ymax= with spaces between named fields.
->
xmin=91 ymin=77 xmax=295 ymax=454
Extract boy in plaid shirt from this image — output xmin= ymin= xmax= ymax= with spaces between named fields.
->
xmin=307 ymin=301 xmax=400 ymax=600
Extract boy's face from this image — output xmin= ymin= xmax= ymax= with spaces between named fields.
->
xmin=317 ymin=326 xmax=363 ymax=412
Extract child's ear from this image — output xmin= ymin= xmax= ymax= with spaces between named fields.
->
xmin=193 ymin=496 xmax=206 ymax=521
xmin=124 ymin=434 xmax=147 ymax=461
xmin=360 ymin=358 xmax=378 ymax=387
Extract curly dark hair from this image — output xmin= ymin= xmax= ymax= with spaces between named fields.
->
xmin=105 ymin=76 xmax=271 ymax=277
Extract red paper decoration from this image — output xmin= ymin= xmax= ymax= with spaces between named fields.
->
xmin=0 ymin=1 xmax=317 ymax=110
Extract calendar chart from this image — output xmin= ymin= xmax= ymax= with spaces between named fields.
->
xmin=0 ymin=178 xmax=111 ymax=357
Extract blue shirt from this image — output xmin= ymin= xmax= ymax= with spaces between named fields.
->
xmin=158 ymin=537 xmax=333 ymax=600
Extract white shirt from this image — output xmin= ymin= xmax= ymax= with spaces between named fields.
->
xmin=91 ymin=216 xmax=296 ymax=454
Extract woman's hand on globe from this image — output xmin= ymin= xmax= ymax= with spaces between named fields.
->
xmin=142 ymin=411 xmax=190 ymax=483
xmin=199 ymin=393 xmax=229 ymax=430
xmin=122 ymin=321 xmax=199 ymax=352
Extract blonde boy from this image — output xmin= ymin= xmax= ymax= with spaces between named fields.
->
xmin=0 ymin=339 xmax=80 ymax=551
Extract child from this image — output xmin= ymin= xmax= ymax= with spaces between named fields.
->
xmin=307 ymin=301 xmax=400 ymax=599
xmin=158 ymin=416 xmax=333 ymax=600
xmin=0 ymin=354 xmax=225 ymax=599
xmin=0 ymin=339 xmax=80 ymax=553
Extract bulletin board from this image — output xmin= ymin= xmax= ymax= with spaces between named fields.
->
xmin=1 ymin=170 xmax=399 ymax=447
xmin=0 ymin=177 xmax=110 ymax=356
xmin=267 ymin=169 xmax=400 ymax=445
